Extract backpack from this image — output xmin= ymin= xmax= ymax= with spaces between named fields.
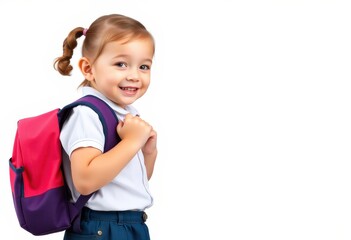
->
xmin=9 ymin=95 xmax=120 ymax=236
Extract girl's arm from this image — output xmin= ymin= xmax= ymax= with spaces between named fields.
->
xmin=70 ymin=113 xmax=152 ymax=195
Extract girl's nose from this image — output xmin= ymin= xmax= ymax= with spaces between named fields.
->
xmin=126 ymin=68 xmax=140 ymax=81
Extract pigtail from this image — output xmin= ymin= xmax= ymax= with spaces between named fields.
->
xmin=54 ymin=27 xmax=84 ymax=76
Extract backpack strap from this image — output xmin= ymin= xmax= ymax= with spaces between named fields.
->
xmin=57 ymin=95 xmax=120 ymax=232
xmin=58 ymin=95 xmax=121 ymax=151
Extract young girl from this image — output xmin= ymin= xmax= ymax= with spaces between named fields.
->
xmin=54 ymin=14 xmax=157 ymax=240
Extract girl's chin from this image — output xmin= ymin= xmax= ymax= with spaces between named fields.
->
xmin=112 ymin=98 xmax=137 ymax=108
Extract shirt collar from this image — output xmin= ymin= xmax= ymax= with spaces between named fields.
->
xmin=81 ymin=86 xmax=139 ymax=116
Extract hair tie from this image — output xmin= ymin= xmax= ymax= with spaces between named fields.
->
xmin=83 ymin=28 xmax=88 ymax=36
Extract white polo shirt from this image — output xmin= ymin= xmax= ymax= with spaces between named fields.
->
xmin=60 ymin=86 xmax=153 ymax=211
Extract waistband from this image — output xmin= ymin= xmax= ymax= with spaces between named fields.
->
xmin=81 ymin=207 xmax=148 ymax=223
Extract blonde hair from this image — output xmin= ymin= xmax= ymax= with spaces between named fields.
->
xmin=54 ymin=14 xmax=155 ymax=87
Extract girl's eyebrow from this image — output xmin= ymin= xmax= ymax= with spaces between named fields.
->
xmin=112 ymin=54 xmax=129 ymax=59
xmin=143 ymin=58 xmax=153 ymax=64
xmin=112 ymin=54 xmax=153 ymax=64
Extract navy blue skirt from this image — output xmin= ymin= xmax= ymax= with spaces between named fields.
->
xmin=64 ymin=207 xmax=150 ymax=240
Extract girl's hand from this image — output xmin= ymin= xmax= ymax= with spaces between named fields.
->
xmin=142 ymin=129 xmax=157 ymax=155
xmin=117 ymin=113 xmax=153 ymax=148
xmin=142 ymin=129 xmax=158 ymax=180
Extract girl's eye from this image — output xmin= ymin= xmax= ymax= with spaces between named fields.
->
xmin=140 ymin=65 xmax=150 ymax=70
xmin=116 ymin=62 xmax=127 ymax=68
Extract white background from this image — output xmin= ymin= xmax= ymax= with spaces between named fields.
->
xmin=1 ymin=0 xmax=351 ymax=239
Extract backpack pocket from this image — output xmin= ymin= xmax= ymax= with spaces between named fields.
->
xmin=9 ymin=158 xmax=26 ymax=227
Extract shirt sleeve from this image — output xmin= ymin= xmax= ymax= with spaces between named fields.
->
xmin=60 ymin=105 xmax=105 ymax=157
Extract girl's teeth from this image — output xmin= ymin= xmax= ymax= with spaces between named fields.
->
xmin=122 ymin=87 xmax=136 ymax=91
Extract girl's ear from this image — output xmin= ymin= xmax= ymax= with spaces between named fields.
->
xmin=78 ymin=57 xmax=94 ymax=81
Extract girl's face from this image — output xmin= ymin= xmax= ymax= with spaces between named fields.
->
xmin=88 ymin=38 xmax=154 ymax=108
